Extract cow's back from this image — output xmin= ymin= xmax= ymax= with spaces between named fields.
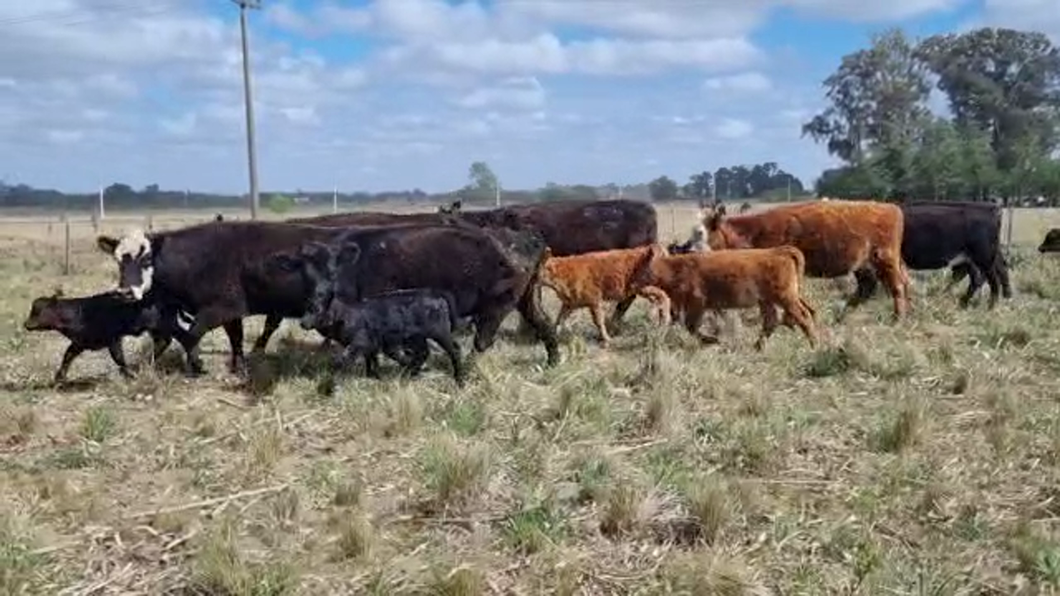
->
xmin=730 ymin=201 xmax=903 ymax=278
xmin=900 ymin=202 xmax=1002 ymax=268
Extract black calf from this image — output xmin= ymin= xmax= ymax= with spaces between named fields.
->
xmin=301 ymin=288 xmax=466 ymax=386
xmin=23 ymin=289 xmax=166 ymax=383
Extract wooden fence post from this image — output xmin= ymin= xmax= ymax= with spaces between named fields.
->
xmin=146 ymin=215 xmax=154 ymax=231
xmin=63 ymin=216 xmax=71 ymax=276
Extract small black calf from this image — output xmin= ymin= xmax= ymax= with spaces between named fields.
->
xmin=301 ymin=288 xmax=466 ymax=386
xmin=23 ymin=289 xmax=163 ymax=383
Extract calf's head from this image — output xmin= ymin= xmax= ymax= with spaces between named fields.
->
xmin=96 ymin=229 xmax=156 ymax=301
xmin=1039 ymin=229 xmax=1060 ymax=253
xmin=629 ymin=243 xmax=670 ymax=290
xmin=23 ymin=290 xmax=66 ymax=331
xmin=437 ymin=200 xmax=463 ymax=215
xmin=270 ymin=241 xmax=361 ymax=331
xmin=701 ymin=203 xmax=751 ymax=250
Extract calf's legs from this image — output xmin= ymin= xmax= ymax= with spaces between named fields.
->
xmin=515 ymin=287 xmax=560 ymax=366
xmin=53 ymin=343 xmax=85 ymax=384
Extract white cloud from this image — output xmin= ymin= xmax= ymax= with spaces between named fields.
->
xmin=702 ymin=72 xmax=772 ymax=93
xmin=715 ymin=118 xmax=755 ymax=139
xmin=979 ymin=0 xmax=1060 ymax=41
xmin=456 ymin=77 xmax=546 ymax=110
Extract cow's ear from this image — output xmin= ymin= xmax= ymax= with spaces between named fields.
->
xmin=299 ymin=242 xmax=329 ymax=262
xmin=51 ymin=286 xmax=64 ymax=300
xmin=542 ymin=247 xmax=553 ymax=260
xmin=452 ymin=200 xmax=462 ymax=211
xmin=336 ymin=243 xmax=361 ymax=265
xmin=97 ymin=235 xmax=119 ymax=254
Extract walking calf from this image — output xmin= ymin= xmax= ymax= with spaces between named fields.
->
xmin=300 ymin=288 xmax=466 ymax=386
xmin=23 ymin=289 xmax=165 ymax=383
xmin=537 ymin=245 xmax=672 ymax=346
xmin=632 ymin=244 xmax=819 ymax=350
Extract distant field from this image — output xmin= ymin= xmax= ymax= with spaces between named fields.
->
xmin=2 ymin=202 xmax=1060 ymax=593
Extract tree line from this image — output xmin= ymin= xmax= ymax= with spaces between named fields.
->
xmin=0 ymin=159 xmax=811 ymax=213
xmin=645 ymin=162 xmax=807 ymax=203
xmin=806 ymin=27 xmax=1060 ymax=204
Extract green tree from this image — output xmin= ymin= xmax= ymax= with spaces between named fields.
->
xmin=916 ymin=28 xmax=1060 ymax=174
xmin=266 ymin=193 xmax=295 ymax=214
xmin=803 ymin=29 xmax=931 ymax=166
xmin=468 ymin=161 xmax=499 ymax=191
xmin=684 ymin=171 xmax=713 ymax=200
xmin=648 ymin=176 xmax=679 ymax=202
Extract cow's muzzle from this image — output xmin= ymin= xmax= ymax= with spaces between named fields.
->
xmin=300 ymin=314 xmax=318 ymax=330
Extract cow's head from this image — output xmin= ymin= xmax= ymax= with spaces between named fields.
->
xmin=23 ymin=288 xmax=66 ymax=331
xmin=1039 ymin=228 xmax=1060 ymax=253
xmin=96 ymin=229 xmax=157 ymax=301
xmin=270 ymin=241 xmax=361 ymax=331
xmin=701 ymin=203 xmax=751 ymax=250
xmin=630 ymin=243 xmax=669 ymax=290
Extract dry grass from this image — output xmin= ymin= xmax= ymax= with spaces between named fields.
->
xmin=2 ymin=203 xmax=1060 ymax=594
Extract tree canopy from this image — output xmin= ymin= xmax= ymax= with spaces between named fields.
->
xmin=806 ymin=26 xmax=1060 ymax=203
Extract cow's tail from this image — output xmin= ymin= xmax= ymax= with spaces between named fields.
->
xmin=776 ymin=244 xmax=807 ymax=280
xmin=438 ymin=289 xmax=461 ymax=332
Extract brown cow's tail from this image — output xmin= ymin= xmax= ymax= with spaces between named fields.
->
xmin=776 ymin=245 xmax=807 ymax=279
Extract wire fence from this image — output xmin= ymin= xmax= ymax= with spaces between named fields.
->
xmin=1 ymin=202 xmax=1057 ymax=277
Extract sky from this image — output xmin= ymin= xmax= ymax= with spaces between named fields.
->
xmin=0 ymin=0 xmax=1056 ymax=195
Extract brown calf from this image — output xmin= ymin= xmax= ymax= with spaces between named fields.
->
xmin=538 ymin=244 xmax=672 ymax=346
xmin=632 ymin=244 xmax=818 ymax=350
xmin=701 ymin=200 xmax=910 ymax=319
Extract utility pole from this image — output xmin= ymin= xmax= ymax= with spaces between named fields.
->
xmin=494 ymin=183 xmax=500 ymax=208
xmin=786 ymin=177 xmax=791 ymax=202
xmin=332 ymin=185 xmax=338 ymax=214
xmin=98 ymin=186 xmax=104 ymax=219
xmin=233 ymin=0 xmax=261 ymax=220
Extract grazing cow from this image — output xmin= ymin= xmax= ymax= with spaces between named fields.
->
xmin=300 ymin=287 xmax=466 ymax=386
xmin=96 ymin=220 xmax=558 ymax=375
xmin=23 ymin=289 xmax=167 ymax=383
xmin=1039 ymin=228 xmax=1060 ymax=253
xmin=266 ymin=224 xmax=559 ymax=367
xmin=537 ymin=245 xmax=672 ymax=346
xmin=631 ymin=244 xmax=819 ymax=350
xmin=700 ymin=200 xmax=910 ymax=319
xmin=854 ymin=201 xmax=1012 ymax=307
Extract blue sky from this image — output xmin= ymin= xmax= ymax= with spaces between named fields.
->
xmin=0 ymin=0 xmax=1055 ymax=194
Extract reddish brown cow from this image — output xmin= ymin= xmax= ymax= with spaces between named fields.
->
xmin=632 ymin=244 xmax=818 ymax=350
xmin=701 ymin=200 xmax=910 ymax=319
xmin=538 ymin=245 xmax=672 ymax=346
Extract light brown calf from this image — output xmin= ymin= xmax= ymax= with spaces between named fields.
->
xmin=538 ymin=244 xmax=672 ymax=346
xmin=632 ymin=244 xmax=819 ymax=350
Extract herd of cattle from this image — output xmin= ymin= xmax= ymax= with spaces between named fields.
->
xmin=18 ymin=197 xmax=1060 ymax=386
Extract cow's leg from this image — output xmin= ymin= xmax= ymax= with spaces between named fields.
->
xmin=396 ymin=338 xmax=430 ymax=376
xmin=430 ymin=334 xmax=466 ymax=386
xmin=871 ymin=252 xmax=909 ymax=320
xmin=222 ymin=320 xmax=247 ymax=375
xmin=383 ymin=340 xmax=417 ymax=369
xmin=180 ymin=309 xmax=234 ymax=376
xmin=515 ymin=284 xmax=545 ymax=338
xmin=364 ymin=350 xmax=382 ymax=379
xmin=845 ymin=268 xmax=879 ymax=311
xmin=606 ymin=294 xmax=637 ymax=332
xmin=515 ymin=287 xmax=561 ymax=366
xmin=961 ymin=255 xmax=997 ymax=308
xmin=753 ymin=302 xmax=781 ymax=351
xmin=778 ymin=295 xmax=818 ymax=349
xmin=53 ymin=343 xmax=85 ymax=385
xmin=944 ymin=263 xmax=973 ymax=295
xmin=996 ymin=255 xmax=1013 ymax=299
xmin=554 ymin=304 xmax=574 ymax=330
xmin=589 ymin=302 xmax=612 ymax=347
xmin=683 ymin=305 xmax=718 ymax=345
xmin=252 ymin=315 xmax=283 ymax=353
xmin=106 ymin=342 xmax=134 ymax=379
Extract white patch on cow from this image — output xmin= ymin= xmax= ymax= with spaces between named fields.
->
xmin=130 ymin=265 xmax=154 ymax=300
xmin=690 ymin=223 xmax=711 ymax=252
xmin=947 ymin=252 xmax=969 ymax=267
xmin=113 ymin=228 xmax=151 ymax=262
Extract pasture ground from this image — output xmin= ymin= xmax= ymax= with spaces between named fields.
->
xmin=2 ymin=203 xmax=1060 ymax=594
